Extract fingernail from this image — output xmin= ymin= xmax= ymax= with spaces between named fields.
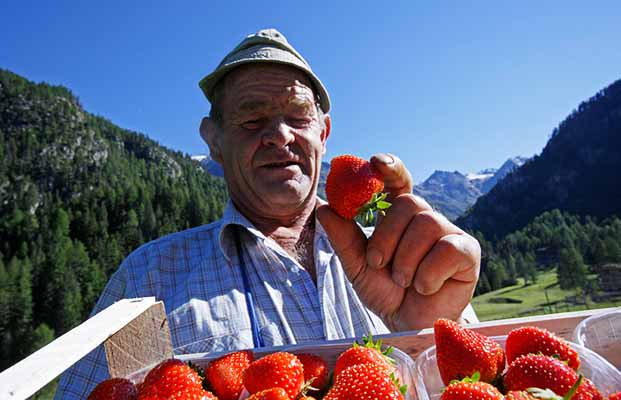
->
xmin=392 ymin=271 xmax=410 ymax=288
xmin=366 ymin=247 xmax=383 ymax=268
xmin=375 ymin=153 xmax=394 ymax=165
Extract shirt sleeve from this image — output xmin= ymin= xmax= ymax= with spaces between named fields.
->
xmin=53 ymin=260 xmax=129 ymax=400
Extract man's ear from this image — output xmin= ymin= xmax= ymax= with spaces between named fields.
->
xmin=199 ymin=117 xmax=223 ymax=164
xmin=321 ymin=113 xmax=331 ymax=155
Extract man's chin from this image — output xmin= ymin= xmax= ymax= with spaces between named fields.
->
xmin=260 ymin=184 xmax=314 ymax=207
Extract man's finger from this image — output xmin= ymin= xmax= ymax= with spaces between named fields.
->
xmin=390 ymin=210 xmax=458 ymax=288
xmin=370 ymin=153 xmax=413 ymax=197
xmin=413 ymin=234 xmax=480 ymax=295
xmin=366 ymin=194 xmax=433 ymax=269
xmin=316 ymin=203 xmax=368 ymax=283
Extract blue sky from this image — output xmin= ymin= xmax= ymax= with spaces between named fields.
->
xmin=2 ymin=1 xmax=620 ymax=183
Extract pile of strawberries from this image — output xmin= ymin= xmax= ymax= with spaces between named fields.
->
xmin=434 ymin=319 xmax=620 ymax=400
xmin=86 ymin=336 xmax=407 ymax=400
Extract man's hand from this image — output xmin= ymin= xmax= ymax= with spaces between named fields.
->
xmin=317 ymin=153 xmax=481 ymax=331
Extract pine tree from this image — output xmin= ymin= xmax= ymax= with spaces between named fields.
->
xmin=558 ymin=246 xmax=589 ymax=290
xmin=488 ymin=260 xmax=507 ymax=290
xmin=6 ymin=256 xmax=34 ymax=364
xmin=603 ymin=237 xmax=621 ymax=262
xmin=524 ymin=252 xmax=538 ymax=284
xmin=66 ymin=240 xmax=104 ymax=319
xmin=505 ymin=254 xmax=518 ymax=285
xmin=476 ymin=270 xmax=492 ymax=294
xmin=56 ymin=267 xmax=83 ymax=334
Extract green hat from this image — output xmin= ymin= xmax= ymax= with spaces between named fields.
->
xmin=199 ymin=28 xmax=331 ymax=112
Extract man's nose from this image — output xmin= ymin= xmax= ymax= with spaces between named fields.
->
xmin=261 ymin=118 xmax=295 ymax=148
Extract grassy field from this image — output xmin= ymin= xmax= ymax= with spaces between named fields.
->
xmin=472 ymin=269 xmax=621 ymax=321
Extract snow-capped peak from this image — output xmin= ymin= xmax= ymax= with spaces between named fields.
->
xmin=191 ymin=154 xmax=208 ymax=162
xmin=466 ymin=172 xmax=495 ymax=181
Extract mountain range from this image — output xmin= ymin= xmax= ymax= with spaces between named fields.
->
xmin=413 ymin=157 xmax=528 ymax=220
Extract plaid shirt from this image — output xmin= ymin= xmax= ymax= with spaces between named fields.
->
xmin=55 ymin=200 xmax=389 ymax=399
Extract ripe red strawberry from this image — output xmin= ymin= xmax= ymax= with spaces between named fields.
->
xmin=87 ymin=378 xmax=138 ymax=400
xmin=247 ymin=387 xmax=290 ymax=400
xmin=334 ymin=335 xmax=395 ymax=378
xmin=580 ymin=378 xmax=603 ymax=400
xmin=504 ymin=354 xmax=580 ymax=396
xmin=440 ymin=379 xmax=503 ymax=400
xmin=138 ymin=358 xmax=208 ymax=400
xmin=608 ymin=393 xmax=621 ymax=400
xmin=243 ymin=352 xmax=305 ymax=399
xmin=506 ymin=326 xmax=580 ymax=370
xmin=433 ymin=318 xmax=505 ymax=385
xmin=206 ymin=350 xmax=254 ymax=400
xmin=325 ymin=155 xmax=390 ymax=223
xmin=323 ymin=363 xmax=405 ymax=400
xmin=295 ymin=353 xmax=329 ymax=391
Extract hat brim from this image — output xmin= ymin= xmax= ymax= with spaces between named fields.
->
xmin=199 ymin=46 xmax=330 ymax=113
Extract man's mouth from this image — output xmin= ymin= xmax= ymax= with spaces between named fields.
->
xmin=262 ymin=161 xmax=300 ymax=168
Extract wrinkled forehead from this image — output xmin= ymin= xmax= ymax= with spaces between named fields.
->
xmin=220 ymin=64 xmax=318 ymax=112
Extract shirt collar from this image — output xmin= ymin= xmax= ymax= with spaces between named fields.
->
xmin=217 ymin=198 xmax=331 ymax=264
xmin=218 ymin=200 xmax=268 ymax=263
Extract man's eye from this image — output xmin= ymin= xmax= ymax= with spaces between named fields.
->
xmin=289 ymin=118 xmax=311 ymax=127
xmin=241 ymin=120 xmax=262 ymax=130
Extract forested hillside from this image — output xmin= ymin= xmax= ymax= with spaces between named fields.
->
xmin=472 ymin=209 xmax=621 ymax=295
xmin=0 ymin=69 xmax=229 ymax=371
xmin=459 ymin=79 xmax=621 ymax=238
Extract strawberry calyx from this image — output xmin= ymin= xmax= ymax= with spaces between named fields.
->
xmin=449 ymin=371 xmax=481 ymax=385
xmin=389 ymin=371 xmax=408 ymax=396
xmin=524 ymin=375 xmax=583 ymax=400
xmin=353 ymin=334 xmax=395 ymax=365
xmin=356 ymin=192 xmax=391 ymax=225
xmin=297 ymin=377 xmax=320 ymax=398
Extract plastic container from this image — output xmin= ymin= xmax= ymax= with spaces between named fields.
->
xmin=126 ymin=341 xmax=418 ymax=400
xmin=413 ymin=336 xmax=621 ymax=400
xmin=573 ymin=309 xmax=621 ymax=369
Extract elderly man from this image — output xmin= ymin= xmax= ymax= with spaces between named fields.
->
xmin=55 ymin=28 xmax=480 ymax=399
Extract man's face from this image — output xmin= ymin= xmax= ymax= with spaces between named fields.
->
xmin=203 ymin=64 xmax=330 ymax=220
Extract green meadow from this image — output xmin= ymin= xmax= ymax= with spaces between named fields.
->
xmin=472 ymin=269 xmax=621 ymax=321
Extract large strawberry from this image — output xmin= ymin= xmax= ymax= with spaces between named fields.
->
xmin=243 ymin=352 xmax=305 ymax=399
xmin=434 ymin=318 xmax=505 ymax=385
xmin=323 ymin=363 xmax=405 ymax=400
xmin=87 ymin=378 xmax=138 ymax=400
xmin=295 ymin=353 xmax=329 ymax=392
xmin=440 ymin=374 xmax=503 ymax=400
xmin=334 ymin=335 xmax=395 ymax=378
xmin=609 ymin=393 xmax=621 ymax=400
xmin=504 ymin=354 xmax=586 ymax=398
xmin=138 ymin=358 xmax=211 ymax=400
xmin=325 ymin=154 xmax=390 ymax=224
xmin=206 ymin=350 xmax=254 ymax=400
xmin=506 ymin=326 xmax=580 ymax=370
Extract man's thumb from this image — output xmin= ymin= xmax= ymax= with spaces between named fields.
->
xmin=316 ymin=203 xmax=368 ymax=280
